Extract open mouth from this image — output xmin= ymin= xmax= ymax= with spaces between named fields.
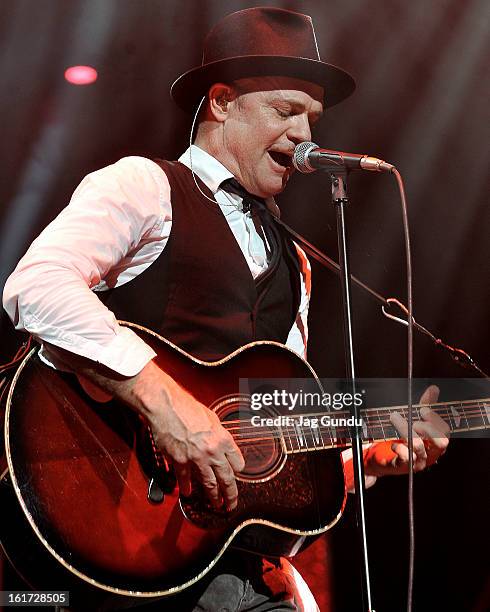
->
xmin=268 ymin=151 xmax=293 ymax=170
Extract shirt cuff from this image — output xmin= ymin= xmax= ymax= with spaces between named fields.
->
xmin=38 ymin=325 xmax=156 ymax=377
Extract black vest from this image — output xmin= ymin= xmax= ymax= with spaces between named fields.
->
xmin=101 ymin=160 xmax=301 ymax=361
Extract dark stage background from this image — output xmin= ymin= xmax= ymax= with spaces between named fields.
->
xmin=0 ymin=1 xmax=489 ymax=610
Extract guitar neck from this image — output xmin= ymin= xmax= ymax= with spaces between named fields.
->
xmin=272 ymin=398 xmax=490 ymax=454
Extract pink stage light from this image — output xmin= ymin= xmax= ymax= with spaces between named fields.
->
xmin=64 ymin=65 xmax=98 ymax=85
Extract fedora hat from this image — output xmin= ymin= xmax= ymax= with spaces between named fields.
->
xmin=171 ymin=7 xmax=355 ymax=112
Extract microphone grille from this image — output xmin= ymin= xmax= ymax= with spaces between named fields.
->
xmin=293 ymin=142 xmax=318 ymax=173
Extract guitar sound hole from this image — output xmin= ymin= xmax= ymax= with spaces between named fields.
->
xmin=214 ymin=397 xmax=285 ymax=482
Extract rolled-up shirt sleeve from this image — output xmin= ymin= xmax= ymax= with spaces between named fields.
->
xmin=2 ymin=156 xmax=172 ymax=376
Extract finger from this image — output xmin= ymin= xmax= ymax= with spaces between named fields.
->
xmin=413 ymin=421 xmax=449 ymax=464
xmin=390 ymin=412 xmax=427 ymax=470
xmin=212 ymin=461 xmax=239 ymax=511
xmin=173 ymin=462 xmax=192 ymax=497
xmin=195 ymin=464 xmax=221 ymax=508
xmin=226 ymin=445 xmax=246 ymax=473
xmin=419 ymin=406 xmax=451 ymax=437
xmin=391 ymin=442 xmax=410 ymax=470
xmin=390 ymin=413 xmax=427 ymax=461
xmin=390 ymin=411 xmax=410 ymax=437
xmin=413 ymin=419 xmax=450 ymax=448
xmin=219 ymin=426 xmax=246 ymax=472
xmin=419 ymin=384 xmax=440 ymax=406
xmin=391 ymin=441 xmax=426 ymax=472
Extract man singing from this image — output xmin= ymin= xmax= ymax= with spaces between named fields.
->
xmin=3 ymin=7 xmax=449 ymax=611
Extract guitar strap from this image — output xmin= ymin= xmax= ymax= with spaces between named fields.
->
xmin=272 ymin=215 xmax=489 ymax=378
xmin=272 ymin=215 xmax=387 ymax=306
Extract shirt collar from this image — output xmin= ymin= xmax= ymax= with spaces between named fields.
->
xmin=178 ymin=145 xmax=233 ymax=195
xmin=178 ymin=144 xmax=280 ymax=217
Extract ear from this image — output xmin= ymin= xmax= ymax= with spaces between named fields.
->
xmin=208 ymin=83 xmax=236 ymax=122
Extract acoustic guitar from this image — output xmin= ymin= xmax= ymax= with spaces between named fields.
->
xmin=2 ymin=322 xmax=488 ymax=602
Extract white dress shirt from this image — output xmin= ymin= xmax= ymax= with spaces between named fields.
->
xmin=3 ymin=145 xmax=310 ymax=375
xmin=3 ymin=146 xmax=369 ymax=608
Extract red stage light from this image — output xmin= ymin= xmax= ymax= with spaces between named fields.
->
xmin=64 ymin=65 xmax=98 ymax=85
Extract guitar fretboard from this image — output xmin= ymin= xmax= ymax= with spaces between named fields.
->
xmin=248 ymin=398 xmax=490 ymax=454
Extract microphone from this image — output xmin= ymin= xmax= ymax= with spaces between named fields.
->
xmin=293 ymin=141 xmax=395 ymax=174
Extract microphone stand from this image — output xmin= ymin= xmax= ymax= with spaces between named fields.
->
xmin=330 ymin=168 xmax=375 ymax=612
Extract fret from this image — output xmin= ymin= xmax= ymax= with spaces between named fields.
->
xmin=283 ymin=422 xmax=296 ymax=453
xmin=462 ymin=402 xmax=475 ymax=430
xmin=477 ymin=401 xmax=486 ymax=427
xmin=318 ymin=414 xmax=338 ymax=448
xmin=482 ymin=401 xmax=490 ymax=427
xmin=406 ymin=404 xmax=417 ymax=421
xmin=379 ymin=411 xmax=400 ymax=442
xmin=443 ymin=404 xmax=454 ymax=431
xmin=331 ymin=419 xmax=338 ymax=447
xmin=318 ymin=419 xmax=327 ymax=449
xmin=361 ymin=417 xmax=369 ymax=443
xmin=290 ymin=421 xmax=301 ymax=451
xmin=326 ymin=414 xmax=339 ymax=448
xmin=341 ymin=422 xmax=352 ymax=446
xmin=281 ymin=397 xmax=490 ymax=454
xmin=303 ymin=421 xmax=311 ymax=447
xmin=303 ymin=420 xmax=314 ymax=450
xmin=403 ymin=405 xmax=411 ymax=422
xmin=449 ymin=404 xmax=462 ymax=431
xmin=415 ymin=404 xmax=423 ymax=421
xmin=460 ymin=400 xmax=488 ymax=431
xmin=377 ymin=414 xmax=389 ymax=441
xmin=324 ymin=416 xmax=335 ymax=448
xmin=460 ymin=401 xmax=470 ymax=430
xmin=381 ymin=416 xmax=398 ymax=442
xmin=294 ymin=419 xmax=305 ymax=448
xmin=388 ymin=422 xmax=399 ymax=440
xmin=378 ymin=408 xmax=386 ymax=441
xmin=311 ymin=421 xmax=321 ymax=448
xmin=314 ymin=421 xmax=323 ymax=448
xmin=400 ymin=405 xmax=407 ymax=423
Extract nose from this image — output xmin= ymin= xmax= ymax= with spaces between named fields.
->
xmin=287 ymin=113 xmax=312 ymax=144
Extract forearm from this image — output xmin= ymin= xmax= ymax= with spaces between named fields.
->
xmin=43 ymin=342 xmax=171 ymax=422
xmin=44 ymin=342 xmax=245 ymax=510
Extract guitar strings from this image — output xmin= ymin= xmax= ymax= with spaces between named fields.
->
xmin=222 ymin=408 xmax=486 ymax=431
xmin=214 ymin=407 xmax=487 ymax=447
xmin=215 ymin=399 xmax=486 ymax=425
xmin=219 ymin=405 xmax=486 ymax=428
xmin=226 ymin=424 xmax=484 ymax=442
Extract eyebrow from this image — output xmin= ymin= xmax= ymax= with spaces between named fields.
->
xmin=269 ymin=96 xmax=324 ymax=122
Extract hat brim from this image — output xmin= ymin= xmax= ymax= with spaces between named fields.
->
xmin=170 ymin=55 xmax=355 ymax=112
